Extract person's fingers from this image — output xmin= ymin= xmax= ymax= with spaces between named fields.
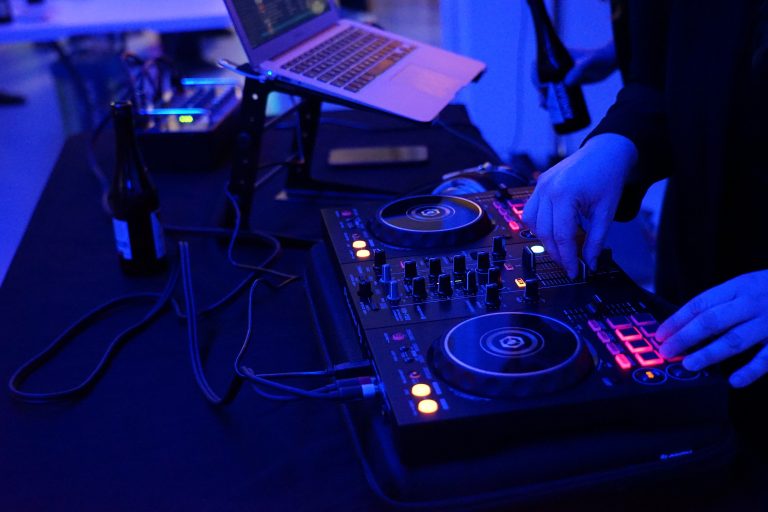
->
xmin=658 ymin=297 xmax=754 ymax=359
xmin=535 ymin=197 xmax=560 ymax=265
xmin=582 ymin=201 xmax=613 ymax=270
xmin=552 ymin=201 xmax=579 ymax=279
xmin=522 ymin=187 xmax=540 ymax=232
xmin=729 ymin=343 xmax=768 ymax=388
xmin=656 ymin=282 xmax=740 ymax=345
xmin=680 ymin=317 xmax=768 ymax=372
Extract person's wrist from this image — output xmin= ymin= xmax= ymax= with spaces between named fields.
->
xmin=582 ymin=133 xmax=638 ymax=181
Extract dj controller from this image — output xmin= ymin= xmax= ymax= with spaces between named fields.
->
xmin=308 ymin=188 xmax=731 ymax=466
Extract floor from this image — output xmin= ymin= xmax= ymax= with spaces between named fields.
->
xmin=0 ymin=0 xmax=657 ymax=289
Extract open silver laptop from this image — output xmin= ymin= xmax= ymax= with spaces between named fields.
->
xmin=223 ymin=0 xmax=486 ymax=122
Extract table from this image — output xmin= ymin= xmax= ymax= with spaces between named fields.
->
xmin=0 ymin=0 xmax=230 ymax=44
xmin=0 ymin=105 xmax=766 ymax=511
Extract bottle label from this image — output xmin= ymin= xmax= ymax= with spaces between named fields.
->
xmin=112 ymin=218 xmax=133 ymax=260
xmin=546 ymin=82 xmax=574 ymax=125
xmin=151 ymin=211 xmax=166 ymax=259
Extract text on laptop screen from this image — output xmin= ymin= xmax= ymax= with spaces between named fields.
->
xmin=235 ymin=0 xmax=331 ymax=48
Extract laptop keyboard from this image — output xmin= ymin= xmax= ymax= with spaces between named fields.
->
xmin=281 ymin=26 xmax=416 ymax=93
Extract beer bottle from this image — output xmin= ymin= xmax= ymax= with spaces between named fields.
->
xmin=527 ymin=0 xmax=590 ymax=134
xmin=107 ymin=101 xmax=167 ymax=275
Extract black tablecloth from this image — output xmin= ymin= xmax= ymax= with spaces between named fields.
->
xmin=1 ymin=105 xmax=766 ymax=511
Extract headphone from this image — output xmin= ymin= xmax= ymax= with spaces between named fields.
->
xmin=432 ymin=162 xmax=534 ymax=195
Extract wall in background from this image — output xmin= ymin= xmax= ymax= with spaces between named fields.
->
xmin=441 ymin=0 xmax=623 ymax=167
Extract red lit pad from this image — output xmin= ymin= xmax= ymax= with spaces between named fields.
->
xmin=508 ymin=220 xmax=521 ymax=231
xmin=615 ymin=326 xmax=643 ymax=342
xmin=634 ymin=351 xmax=665 ymax=367
xmin=630 ymin=312 xmax=657 ymax=326
xmin=615 ymin=354 xmax=632 ymax=370
xmin=624 ymin=339 xmax=653 ymax=353
xmin=508 ymin=202 xmax=525 ymax=216
xmin=606 ymin=316 xmax=632 ymax=329
xmin=647 ymin=337 xmax=685 ymax=362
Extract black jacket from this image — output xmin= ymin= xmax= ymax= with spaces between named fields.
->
xmin=589 ymin=0 xmax=768 ymax=305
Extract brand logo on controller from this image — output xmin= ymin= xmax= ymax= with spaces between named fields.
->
xmin=499 ymin=336 xmax=525 ymax=350
xmin=480 ymin=327 xmax=545 ymax=358
xmin=407 ymin=204 xmax=456 ymax=222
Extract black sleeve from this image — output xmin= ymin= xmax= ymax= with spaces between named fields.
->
xmin=585 ymin=0 xmax=673 ymax=221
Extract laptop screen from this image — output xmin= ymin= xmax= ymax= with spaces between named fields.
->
xmin=233 ymin=0 xmax=332 ymax=48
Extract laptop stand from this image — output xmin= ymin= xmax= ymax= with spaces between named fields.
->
xmin=227 ymin=63 xmax=407 ymax=225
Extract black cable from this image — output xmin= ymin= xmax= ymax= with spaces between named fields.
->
xmin=179 ymin=241 xmax=244 ymax=405
xmin=180 ymin=241 xmax=363 ymax=403
xmin=8 ymin=266 xmax=180 ymax=403
xmin=224 ymin=187 xmax=302 ymax=284
xmin=433 ymin=118 xmax=499 ymax=162
xmin=51 ymin=41 xmax=97 ymax=132
xmin=163 ymin=223 xmax=320 ymax=249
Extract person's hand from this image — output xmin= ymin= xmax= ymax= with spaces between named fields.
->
xmin=522 ymin=133 xmax=637 ymax=278
xmin=532 ymin=42 xmax=617 ymax=108
xmin=656 ymin=271 xmax=768 ymax=388
xmin=564 ymin=43 xmax=618 ymax=86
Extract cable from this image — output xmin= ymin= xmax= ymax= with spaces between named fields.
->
xmin=163 ymin=223 xmax=320 ymax=249
xmin=8 ymin=266 xmax=180 ymax=403
xmin=87 ymin=110 xmax=116 ymax=215
xmin=224 ymin=187 xmax=302 ymax=284
xmin=433 ymin=117 xmax=500 ymax=162
xmin=179 ymin=241 xmax=244 ymax=405
xmin=230 ymin=275 xmax=376 ymax=401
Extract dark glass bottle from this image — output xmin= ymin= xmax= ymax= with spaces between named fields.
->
xmin=107 ymin=101 xmax=167 ymax=275
xmin=0 ymin=1 xmax=13 ymax=23
xmin=526 ymin=0 xmax=590 ymax=134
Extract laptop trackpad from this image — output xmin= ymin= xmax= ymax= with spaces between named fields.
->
xmin=390 ymin=65 xmax=462 ymax=99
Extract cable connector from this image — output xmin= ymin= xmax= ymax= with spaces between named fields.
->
xmin=335 ymin=377 xmax=379 ymax=400
xmin=331 ymin=360 xmax=374 ymax=378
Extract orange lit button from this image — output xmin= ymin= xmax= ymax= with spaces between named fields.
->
xmin=417 ymin=399 xmax=439 ymax=414
xmin=352 ymin=240 xmax=367 ymax=249
xmin=515 ymin=278 xmax=526 ymax=288
xmin=634 ymin=351 xmax=664 ymax=367
xmin=632 ymin=367 xmax=667 ymax=385
xmin=411 ymin=383 xmax=432 ymax=398
xmin=355 ymin=249 xmax=371 ymax=259
xmin=615 ymin=354 xmax=632 ymax=370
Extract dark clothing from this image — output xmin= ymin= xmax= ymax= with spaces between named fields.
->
xmin=590 ymin=0 xmax=768 ymax=306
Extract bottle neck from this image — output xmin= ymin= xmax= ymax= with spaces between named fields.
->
xmin=527 ymin=0 xmax=573 ymax=79
xmin=111 ymin=107 xmax=156 ymax=203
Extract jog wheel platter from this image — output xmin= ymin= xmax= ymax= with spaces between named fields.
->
xmin=370 ymin=195 xmax=492 ymax=248
xmin=431 ymin=312 xmax=593 ymax=398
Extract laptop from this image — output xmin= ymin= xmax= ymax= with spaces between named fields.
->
xmin=222 ymin=0 xmax=486 ymax=122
